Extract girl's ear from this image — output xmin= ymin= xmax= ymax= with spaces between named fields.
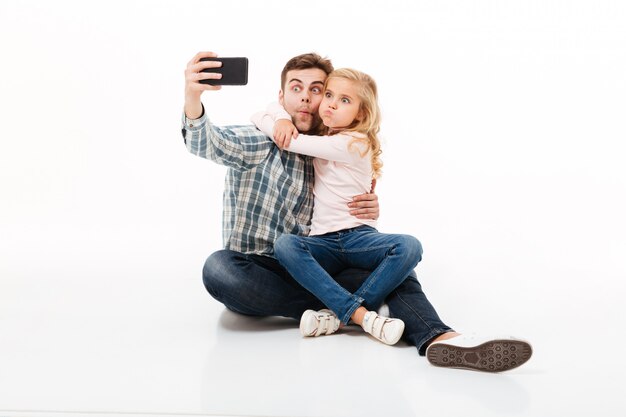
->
xmin=356 ymin=108 xmax=365 ymax=122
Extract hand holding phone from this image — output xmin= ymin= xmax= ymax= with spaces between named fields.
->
xmin=199 ymin=57 xmax=248 ymax=86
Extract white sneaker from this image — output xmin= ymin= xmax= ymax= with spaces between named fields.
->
xmin=361 ymin=311 xmax=405 ymax=345
xmin=426 ymin=333 xmax=532 ymax=372
xmin=300 ymin=309 xmax=341 ymax=337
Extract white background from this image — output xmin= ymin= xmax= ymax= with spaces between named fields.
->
xmin=1 ymin=1 xmax=625 ymax=416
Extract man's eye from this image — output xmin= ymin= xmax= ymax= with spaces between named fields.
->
xmin=293 ymin=86 xmax=301 ymax=92
xmin=312 ymin=87 xmax=321 ymax=94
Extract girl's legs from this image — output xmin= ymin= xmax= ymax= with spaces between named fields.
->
xmin=275 ymin=227 xmax=422 ymax=345
xmin=275 ymin=226 xmax=423 ymax=319
xmin=273 ymin=233 xmax=365 ymax=324
xmin=337 ymin=226 xmax=423 ymax=310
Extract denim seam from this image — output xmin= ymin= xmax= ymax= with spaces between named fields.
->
xmin=394 ymin=287 xmax=434 ymax=333
xmin=294 ymin=238 xmax=355 ymax=315
xmin=340 ymin=244 xmax=394 ymax=254
xmin=353 ymin=251 xmax=393 ymax=301
xmin=394 ymin=284 xmax=434 ymax=353
xmin=325 ymin=272 xmax=363 ymax=323
xmin=341 ymin=296 xmax=364 ymax=324
xmin=394 ymin=288 xmax=453 ymax=354
xmin=305 ymin=239 xmax=341 ymax=248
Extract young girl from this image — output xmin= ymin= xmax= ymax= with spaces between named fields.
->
xmin=251 ymin=68 xmax=422 ymax=345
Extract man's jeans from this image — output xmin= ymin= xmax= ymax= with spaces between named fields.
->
xmin=202 ymin=249 xmax=453 ymax=356
xmin=274 ymin=225 xmax=423 ymax=324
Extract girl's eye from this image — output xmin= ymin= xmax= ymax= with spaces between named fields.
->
xmin=325 ymin=92 xmax=332 ymax=98
xmin=341 ymin=98 xmax=350 ymax=104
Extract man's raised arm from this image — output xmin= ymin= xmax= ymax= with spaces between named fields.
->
xmin=184 ymin=51 xmax=223 ymax=119
xmin=181 ymin=51 xmax=272 ymax=170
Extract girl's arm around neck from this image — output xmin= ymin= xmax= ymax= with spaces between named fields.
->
xmin=285 ymin=131 xmax=367 ymax=163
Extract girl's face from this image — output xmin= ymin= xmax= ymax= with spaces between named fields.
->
xmin=319 ymin=77 xmax=362 ymax=131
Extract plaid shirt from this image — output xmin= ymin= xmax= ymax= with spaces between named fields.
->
xmin=181 ymin=109 xmax=314 ymax=256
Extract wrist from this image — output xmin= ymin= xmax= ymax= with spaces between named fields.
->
xmin=184 ymin=98 xmax=203 ymax=120
xmin=185 ymin=91 xmax=201 ymax=105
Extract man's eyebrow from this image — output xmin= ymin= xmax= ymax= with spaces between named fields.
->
xmin=288 ymin=79 xmax=325 ymax=86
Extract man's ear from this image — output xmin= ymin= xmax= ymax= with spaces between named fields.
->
xmin=278 ymin=90 xmax=284 ymax=106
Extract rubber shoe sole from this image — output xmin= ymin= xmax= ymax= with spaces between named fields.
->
xmin=427 ymin=339 xmax=532 ymax=372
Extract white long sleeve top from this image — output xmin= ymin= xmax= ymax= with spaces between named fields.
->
xmin=251 ymin=103 xmax=377 ymax=236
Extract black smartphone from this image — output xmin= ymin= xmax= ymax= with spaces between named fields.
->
xmin=199 ymin=57 xmax=248 ymax=86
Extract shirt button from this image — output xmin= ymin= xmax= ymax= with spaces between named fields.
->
xmin=189 ymin=123 xmax=194 ymax=127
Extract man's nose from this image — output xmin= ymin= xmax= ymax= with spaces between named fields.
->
xmin=301 ymin=93 xmax=311 ymax=103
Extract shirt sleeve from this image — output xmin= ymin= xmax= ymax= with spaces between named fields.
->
xmin=250 ymin=112 xmax=276 ymax=138
xmin=181 ymin=107 xmax=274 ymax=171
xmin=266 ymin=102 xmax=292 ymax=120
xmin=285 ymin=132 xmax=366 ymax=163
xmin=250 ymin=102 xmax=292 ymax=138
xmin=249 ymin=115 xmax=366 ymax=163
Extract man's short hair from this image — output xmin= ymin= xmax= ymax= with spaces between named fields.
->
xmin=280 ymin=53 xmax=334 ymax=89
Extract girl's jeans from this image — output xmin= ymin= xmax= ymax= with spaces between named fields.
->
xmin=274 ymin=225 xmax=423 ymax=324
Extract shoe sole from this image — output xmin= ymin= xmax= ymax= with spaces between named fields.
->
xmin=427 ymin=339 xmax=532 ymax=372
xmin=299 ymin=310 xmax=317 ymax=337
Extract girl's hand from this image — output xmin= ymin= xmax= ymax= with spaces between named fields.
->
xmin=273 ymin=120 xmax=299 ymax=149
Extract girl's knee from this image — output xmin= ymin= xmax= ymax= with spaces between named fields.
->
xmin=398 ymin=235 xmax=423 ymax=262
xmin=274 ymin=234 xmax=300 ymax=254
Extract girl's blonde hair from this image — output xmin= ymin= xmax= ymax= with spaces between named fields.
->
xmin=325 ymin=68 xmax=383 ymax=179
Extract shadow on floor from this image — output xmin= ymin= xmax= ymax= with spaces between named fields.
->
xmin=218 ymin=308 xmax=298 ymax=332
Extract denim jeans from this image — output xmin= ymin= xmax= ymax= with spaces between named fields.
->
xmin=203 ymin=245 xmax=453 ymax=356
xmin=274 ymin=225 xmax=423 ymax=324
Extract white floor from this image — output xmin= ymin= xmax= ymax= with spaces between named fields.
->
xmin=2 ymin=1 xmax=625 ymax=415
xmin=1 ymin=225 xmax=625 ymax=417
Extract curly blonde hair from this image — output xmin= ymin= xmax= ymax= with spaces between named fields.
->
xmin=325 ymin=68 xmax=383 ymax=179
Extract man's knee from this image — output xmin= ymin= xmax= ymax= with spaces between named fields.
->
xmin=202 ymin=250 xmax=237 ymax=297
xmin=396 ymin=270 xmax=422 ymax=292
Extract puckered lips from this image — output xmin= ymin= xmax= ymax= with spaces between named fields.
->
xmin=296 ymin=107 xmax=312 ymax=118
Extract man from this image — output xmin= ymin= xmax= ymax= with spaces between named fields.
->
xmin=181 ymin=51 xmax=532 ymax=372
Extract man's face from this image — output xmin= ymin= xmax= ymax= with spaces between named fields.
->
xmin=279 ymin=68 xmax=327 ymax=133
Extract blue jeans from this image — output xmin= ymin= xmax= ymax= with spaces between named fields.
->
xmin=274 ymin=226 xmax=423 ymax=324
xmin=202 ymin=247 xmax=453 ymax=356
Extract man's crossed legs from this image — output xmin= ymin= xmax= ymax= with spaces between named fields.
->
xmin=202 ymin=250 xmax=532 ymax=371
